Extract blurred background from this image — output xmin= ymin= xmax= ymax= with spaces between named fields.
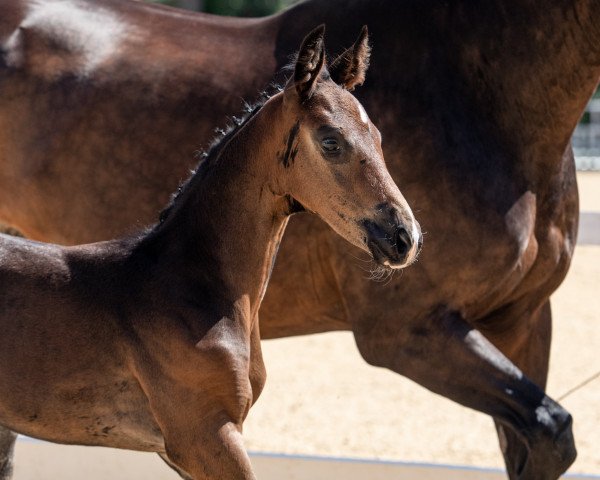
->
xmin=147 ymin=0 xmax=297 ymax=17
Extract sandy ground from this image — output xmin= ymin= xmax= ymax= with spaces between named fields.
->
xmin=10 ymin=172 xmax=600 ymax=477
xmin=578 ymin=172 xmax=600 ymax=211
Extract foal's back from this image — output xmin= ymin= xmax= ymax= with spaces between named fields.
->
xmin=0 ymin=233 xmax=133 ymax=304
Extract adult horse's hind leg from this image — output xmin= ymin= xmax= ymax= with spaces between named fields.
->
xmin=0 ymin=426 xmax=17 ymax=480
xmin=481 ymin=301 xmax=572 ymax=479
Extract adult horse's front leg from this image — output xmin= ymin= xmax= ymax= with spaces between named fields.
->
xmin=479 ymin=300 xmax=568 ymax=480
xmin=0 ymin=426 xmax=16 ymax=480
xmin=354 ymin=308 xmax=576 ymax=480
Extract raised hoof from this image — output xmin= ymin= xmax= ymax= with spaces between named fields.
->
xmin=518 ymin=400 xmax=577 ymax=480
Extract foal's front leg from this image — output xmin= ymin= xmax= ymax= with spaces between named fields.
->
xmin=133 ymin=315 xmax=260 ymax=479
xmin=157 ymin=322 xmax=265 ymax=480
xmin=157 ymin=406 xmax=255 ymax=480
xmin=140 ymin=347 xmax=257 ymax=479
xmin=155 ymin=324 xmax=266 ymax=479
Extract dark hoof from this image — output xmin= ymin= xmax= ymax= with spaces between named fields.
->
xmin=552 ymin=413 xmax=577 ymax=473
xmin=518 ymin=400 xmax=577 ymax=480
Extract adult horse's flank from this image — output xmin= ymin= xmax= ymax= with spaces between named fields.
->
xmin=1 ymin=0 xmax=599 ymax=478
xmin=0 ymin=27 xmax=420 ymax=480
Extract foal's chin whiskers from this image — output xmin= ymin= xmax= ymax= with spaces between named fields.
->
xmin=348 ymin=251 xmax=385 ymax=279
xmin=348 ymin=248 xmax=395 ymax=283
xmin=382 ymin=271 xmax=397 ymax=286
xmin=366 ymin=263 xmax=395 ymax=283
xmin=348 ymin=250 xmax=375 ymax=265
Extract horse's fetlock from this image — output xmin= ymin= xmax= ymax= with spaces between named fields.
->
xmin=523 ymin=398 xmax=576 ymax=478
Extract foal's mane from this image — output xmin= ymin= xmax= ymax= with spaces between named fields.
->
xmin=154 ymin=84 xmax=283 ymax=228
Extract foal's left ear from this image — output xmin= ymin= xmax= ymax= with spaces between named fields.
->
xmin=294 ymin=24 xmax=326 ymax=101
xmin=329 ymin=25 xmax=371 ymax=91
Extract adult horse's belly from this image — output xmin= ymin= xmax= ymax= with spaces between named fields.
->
xmin=261 ymin=167 xmax=577 ymax=340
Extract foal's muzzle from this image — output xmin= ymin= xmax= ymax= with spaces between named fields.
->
xmin=363 ymin=208 xmax=422 ymax=269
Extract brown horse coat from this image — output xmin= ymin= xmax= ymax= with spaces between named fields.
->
xmin=1 ymin=0 xmax=599 ymax=478
xmin=0 ymin=26 xmax=419 ymax=479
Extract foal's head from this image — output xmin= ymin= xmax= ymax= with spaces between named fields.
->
xmin=270 ymin=26 xmax=421 ymax=269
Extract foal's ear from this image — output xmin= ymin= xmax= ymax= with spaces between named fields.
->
xmin=329 ymin=25 xmax=371 ymax=91
xmin=294 ymin=24 xmax=326 ymax=101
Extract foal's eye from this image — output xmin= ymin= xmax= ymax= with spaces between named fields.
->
xmin=321 ymin=138 xmax=341 ymax=153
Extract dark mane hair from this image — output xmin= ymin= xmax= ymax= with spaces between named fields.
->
xmin=155 ymin=84 xmax=283 ymax=228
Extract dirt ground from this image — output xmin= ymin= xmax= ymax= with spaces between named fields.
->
xmin=12 ymin=173 xmax=600 ymax=477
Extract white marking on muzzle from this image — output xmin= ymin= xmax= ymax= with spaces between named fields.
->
xmin=408 ymin=211 xmax=421 ymax=261
xmin=382 ymin=207 xmax=421 ymax=270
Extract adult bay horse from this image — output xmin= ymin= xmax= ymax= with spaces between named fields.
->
xmin=1 ymin=0 xmax=598 ymax=478
xmin=0 ymin=26 xmax=421 ymax=479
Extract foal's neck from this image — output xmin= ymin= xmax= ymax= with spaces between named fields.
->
xmin=142 ymin=97 xmax=290 ymax=321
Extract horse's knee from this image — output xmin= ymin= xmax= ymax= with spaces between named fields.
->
xmin=477 ymin=301 xmax=552 ymax=385
xmin=164 ymin=420 xmax=255 ymax=480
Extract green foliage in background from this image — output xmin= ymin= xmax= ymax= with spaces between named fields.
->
xmin=148 ymin=0 xmax=295 ymax=16
xmin=580 ymin=88 xmax=599 ymax=124
xmin=148 ymin=0 xmax=179 ymax=6
xmin=205 ymin=0 xmax=287 ymax=16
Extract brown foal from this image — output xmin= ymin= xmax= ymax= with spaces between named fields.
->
xmin=0 ymin=27 xmax=419 ymax=479
xmin=1 ymin=1 xmax=595 ymax=477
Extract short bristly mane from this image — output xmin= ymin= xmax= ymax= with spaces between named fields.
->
xmin=155 ymin=85 xmax=282 ymax=228
xmin=153 ymin=57 xmax=324 ymax=229
xmin=153 ymin=48 xmax=344 ymax=233
xmin=142 ymin=55 xmax=333 ymax=239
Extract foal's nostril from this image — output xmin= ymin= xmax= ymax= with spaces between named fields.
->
xmin=395 ymin=227 xmax=412 ymax=257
